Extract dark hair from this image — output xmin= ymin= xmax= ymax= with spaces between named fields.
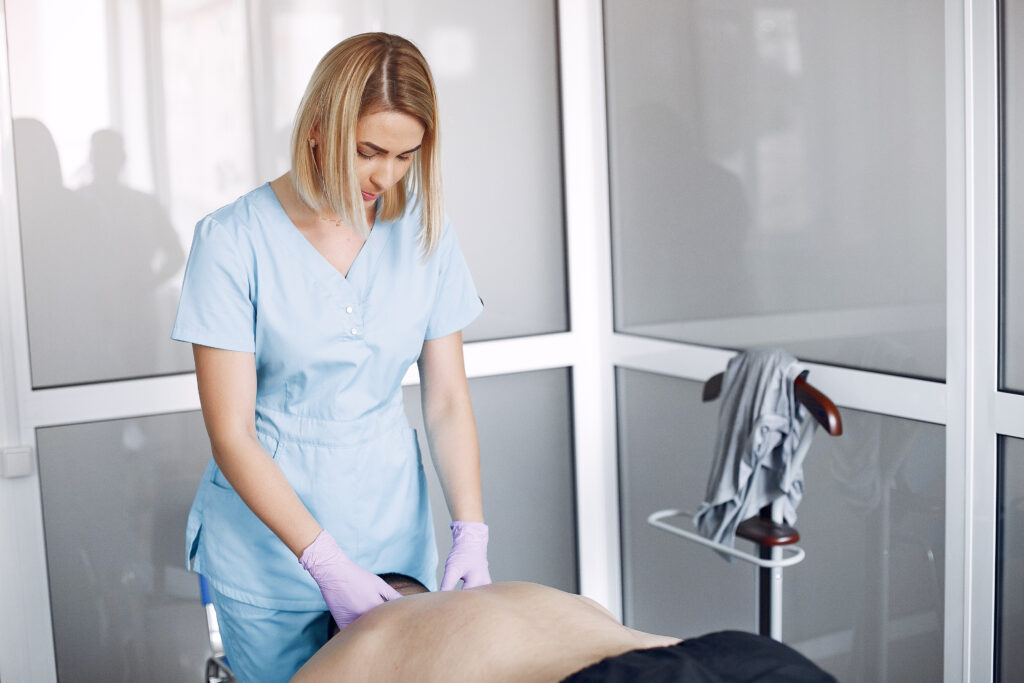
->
xmin=378 ymin=572 xmax=429 ymax=593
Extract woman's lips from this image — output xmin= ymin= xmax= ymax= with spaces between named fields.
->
xmin=362 ymin=191 xmax=378 ymax=201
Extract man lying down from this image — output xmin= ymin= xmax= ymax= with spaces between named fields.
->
xmin=292 ymin=574 xmax=836 ymax=682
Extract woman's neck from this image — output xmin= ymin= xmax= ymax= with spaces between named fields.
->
xmin=272 ymin=173 xmax=374 ymax=231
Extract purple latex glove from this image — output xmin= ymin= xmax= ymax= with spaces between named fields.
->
xmin=440 ymin=521 xmax=491 ymax=590
xmin=298 ymin=529 xmax=400 ymax=630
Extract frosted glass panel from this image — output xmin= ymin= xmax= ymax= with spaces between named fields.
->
xmin=998 ymin=437 xmax=1024 ymax=682
xmin=36 ymin=412 xmax=213 ymax=681
xmin=616 ymin=369 xmax=944 ymax=681
xmin=7 ymin=1 xmax=565 ymax=388
xmin=252 ymin=0 xmax=568 ymax=341
xmin=1003 ymin=0 xmax=1024 ymax=391
xmin=35 ymin=374 xmax=574 ymax=680
xmin=7 ymin=0 xmax=248 ymax=387
xmin=605 ymin=1 xmax=946 ymax=379
xmin=785 ymin=407 xmax=944 ymax=682
xmin=404 ymin=368 xmax=577 ymax=592
xmin=616 ymin=369 xmax=756 ymax=637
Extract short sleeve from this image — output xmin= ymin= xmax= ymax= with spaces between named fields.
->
xmin=170 ymin=216 xmax=256 ymax=352
xmin=424 ymin=220 xmax=484 ymax=340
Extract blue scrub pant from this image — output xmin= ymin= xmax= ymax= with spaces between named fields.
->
xmin=209 ymin=585 xmax=330 ymax=683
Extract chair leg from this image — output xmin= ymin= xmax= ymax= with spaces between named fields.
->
xmin=206 ymin=656 xmax=235 ymax=683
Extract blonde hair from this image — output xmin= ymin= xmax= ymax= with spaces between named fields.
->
xmin=290 ymin=33 xmax=443 ymax=256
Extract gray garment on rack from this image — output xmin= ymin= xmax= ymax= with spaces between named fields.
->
xmin=694 ymin=349 xmax=816 ymax=553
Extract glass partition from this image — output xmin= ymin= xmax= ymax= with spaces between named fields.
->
xmin=37 ymin=366 xmax=576 ymax=679
xmin=616 ymin=368 xmax=944 ymax=680
xmin=36 ymin=412 xmax=213 ymax=681
xmin=8 ymin=0 xmax=203 ymax=387
xmin=405 ymin=367 xmax=578 ymax=591
xmin=7 ymin=0 xmax=566 ymax=388
xmin=998 ymin=437 xmax=1024 ymax=681
xmin=786 ymin=406 xmax=944 ymax=682
xmin=604 ymin=0 xmax=946 ymax=379
xmin=1002 ymin=0 xmax=1024 ymax=391
xmin=616 ymin=369 xmax=756 ymax=637
xmin=252 ymin=0 xmax=568 ymax=342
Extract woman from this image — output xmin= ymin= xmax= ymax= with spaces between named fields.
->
xmin=171 ymin=33 xmax=490 ymax=682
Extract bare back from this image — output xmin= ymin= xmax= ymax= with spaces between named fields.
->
xmin=292 ymin=582 xmax=680 ymax=682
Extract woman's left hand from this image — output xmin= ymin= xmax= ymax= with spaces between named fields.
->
xmin=440 ymin=521 xmax=491 ymax=590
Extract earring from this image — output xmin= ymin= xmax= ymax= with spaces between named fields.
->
xmin=309 ymin=138 xmax=316 ymax=148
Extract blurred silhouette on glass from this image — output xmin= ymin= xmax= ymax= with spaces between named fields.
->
xmin=13 ymin=118 xmax=107 ymax=386
xmin=77 ymin=128 xmax=185 ymax=378
xmin=12 ymin=119 xmax=186 ymax=386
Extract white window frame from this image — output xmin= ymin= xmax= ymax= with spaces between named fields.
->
xmin=0 ymin=1 xmax=1019 ymax=681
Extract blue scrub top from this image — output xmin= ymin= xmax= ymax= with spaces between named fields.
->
xmin=171 ymin=183 xmax=483 ymax=609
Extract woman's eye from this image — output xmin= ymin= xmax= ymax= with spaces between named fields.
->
xmin=357 ymin=151 xmax=373 ymax=160
xmin=398 ymin=155 xmax=412 ymax=162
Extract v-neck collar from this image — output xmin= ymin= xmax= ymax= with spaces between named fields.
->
xmin=261 ymin=182 xmax=391 ymax=292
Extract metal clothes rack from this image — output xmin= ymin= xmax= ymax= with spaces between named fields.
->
xmin=648 ymin=370 xmax=842 ymax=641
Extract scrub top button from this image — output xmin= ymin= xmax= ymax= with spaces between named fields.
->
xmin=346 ymin=306 xmax=354 ymax=314
xmin=351 ymin=328 xmax=359 ymax=335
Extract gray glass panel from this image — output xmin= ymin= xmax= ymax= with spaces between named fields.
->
xmin=7 ymin=0 xmax=244 ymax=387
xmin=426 ymin=0 xmax=569 ymax=341
xmin=252 ymin=0 xmax=569 ymax=341
xmin=785 ymin=407 xmax=944 ymax=682
xmin=616 ymin=369 xmax=944 ymax=681
xmin=8 ymin=1 xmax=565 ymax=389
xmin=605 ymin=1 xmax=946 ymax=379
xmin=404 ymin=368 xmax=577 ymax=591
xmin=616 ymin=369 xmax=757 ymax=637
xmin=1003 ymin=0 xmax=1024 ymax=391
xmin=36 ymin=412 xmax=212 ymax=681
xmin=998 ymin=437 xmax=1024 ymax=681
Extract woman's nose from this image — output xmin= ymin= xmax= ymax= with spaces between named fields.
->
xmin=371 ymin=161 xmax=394 ymax=190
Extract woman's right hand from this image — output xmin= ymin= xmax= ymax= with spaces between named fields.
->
xmin=299 ymin=530 xmax=402 ymax=630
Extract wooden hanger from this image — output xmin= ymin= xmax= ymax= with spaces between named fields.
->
xmin=702 ymin=372 xmax=843 ymax=436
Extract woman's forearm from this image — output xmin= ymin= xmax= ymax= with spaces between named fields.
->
xmin=210 ymin=432 xmax=322 ymax=557
xmin=193 ymin=344 xmax=320 ymax=557
xmin=423 ymin=398 xmax=484 ymax=523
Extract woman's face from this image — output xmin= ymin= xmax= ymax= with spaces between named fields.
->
xmin=353 ymin=110 xmax=425 ymax=206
